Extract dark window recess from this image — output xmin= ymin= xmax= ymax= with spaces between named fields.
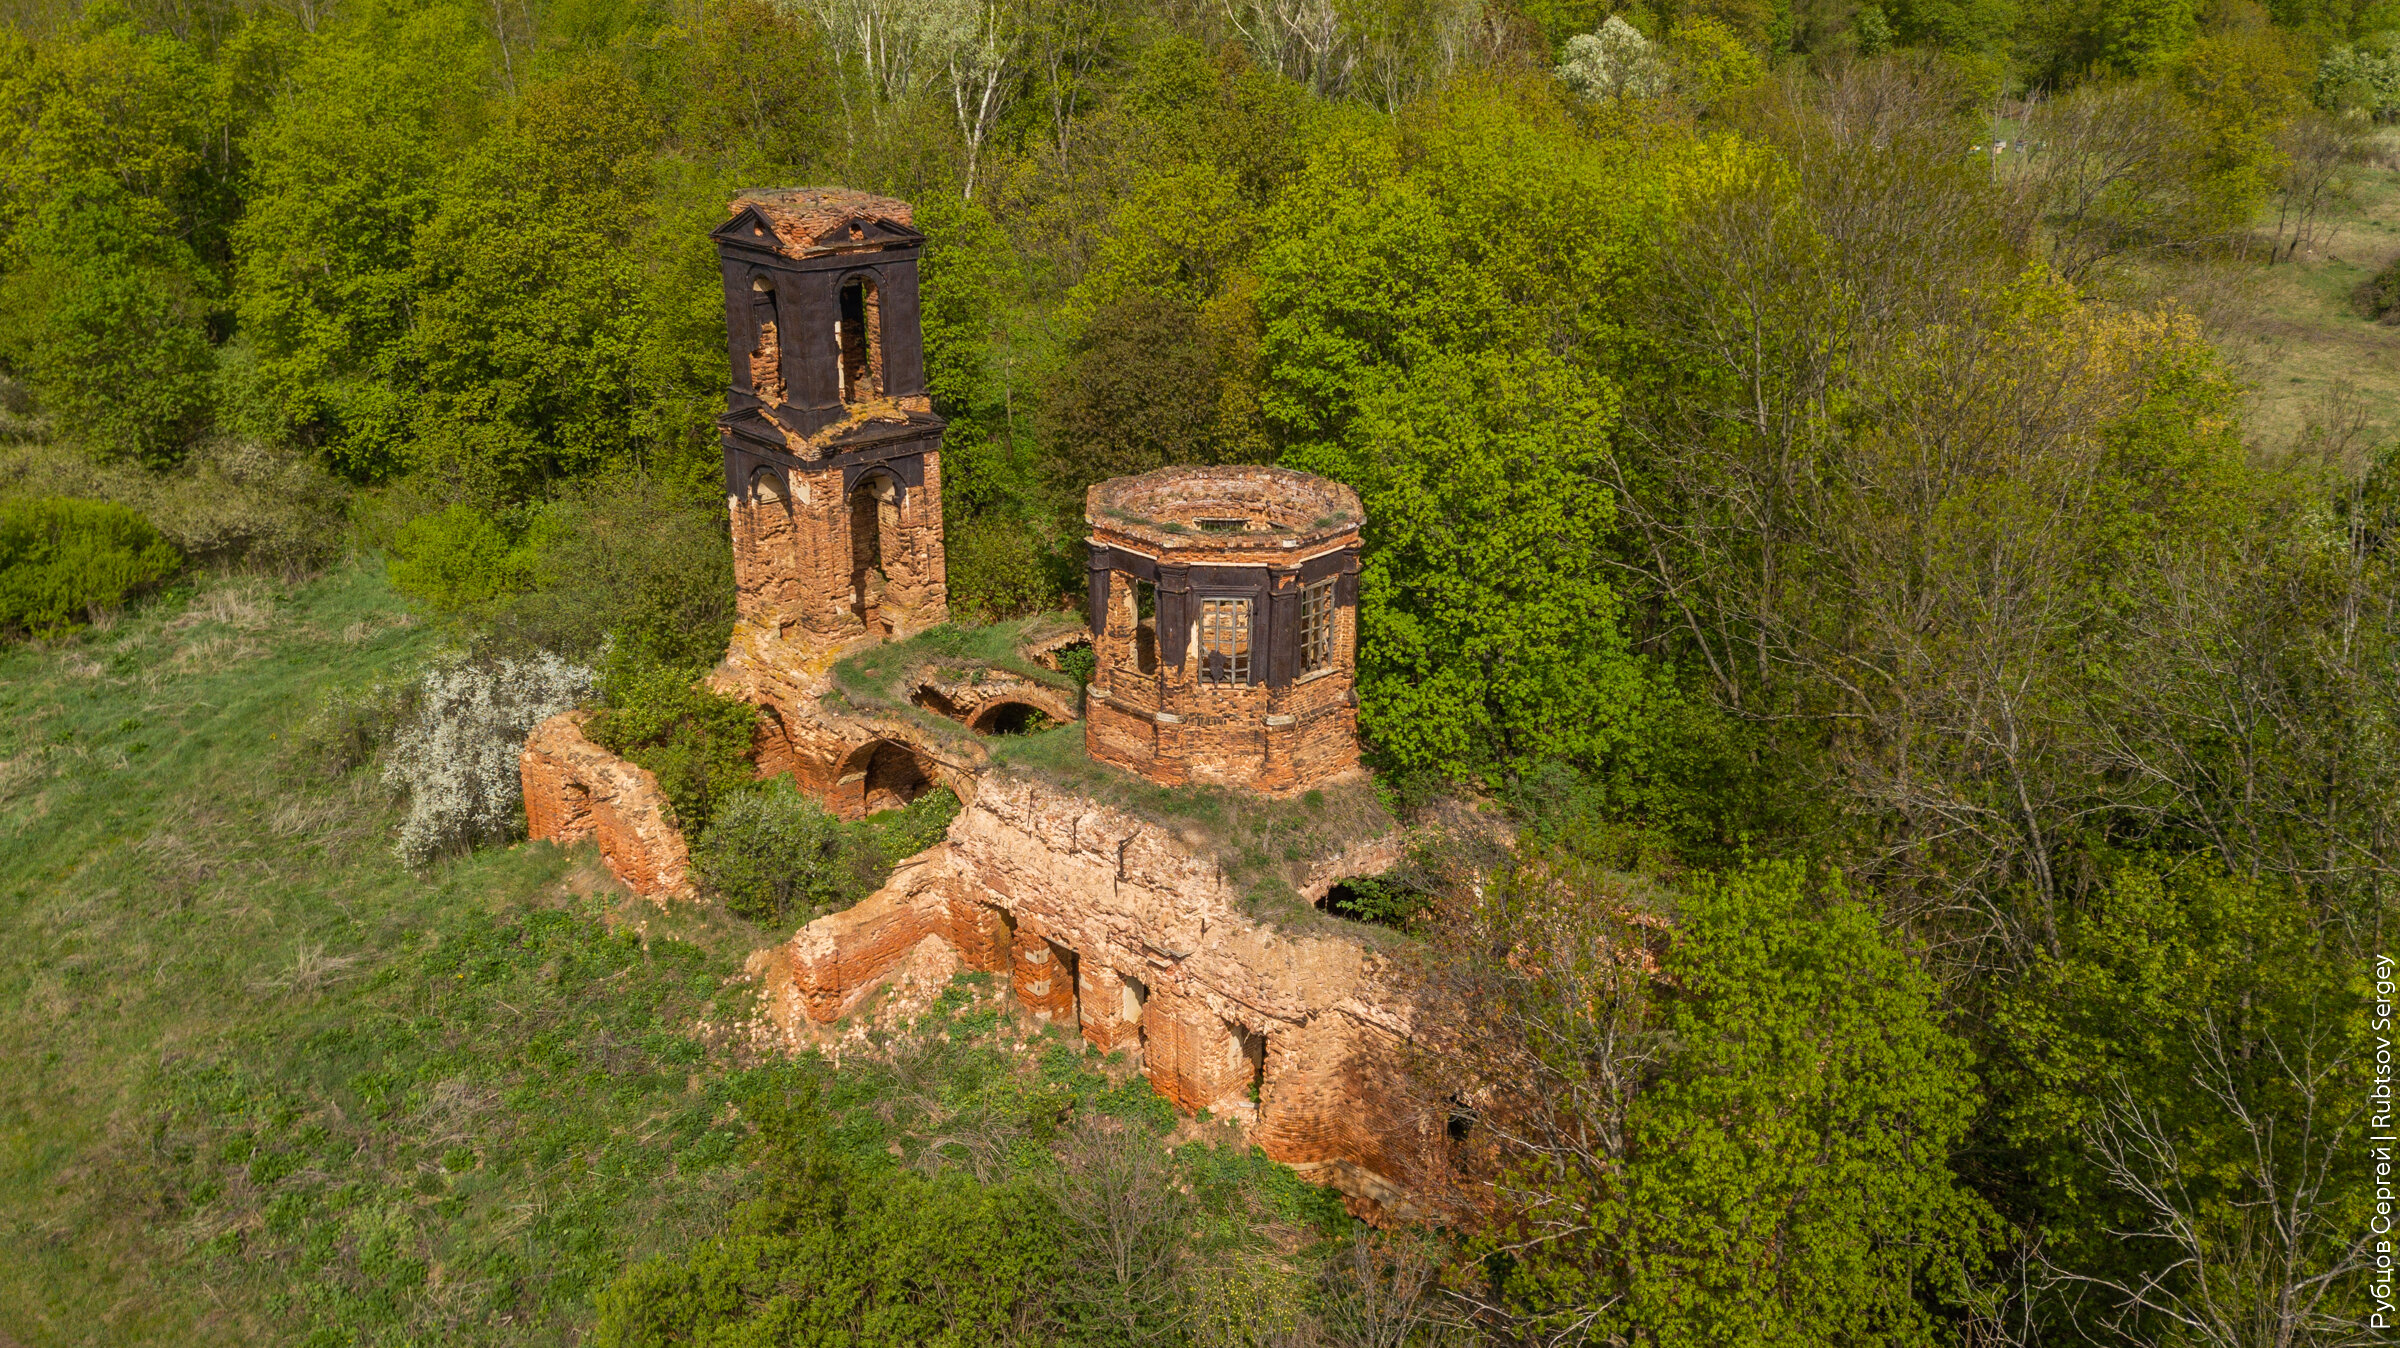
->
xmin=1199 ymin=597 xmax=1251 ymax=685
xmin=1197 ymin=517 xmax=1249 ymax=532
xmin=1300 ymin=578 xmax=1335 ymax=673
xmin=838 ymin=279 xmax=877 ymax=401
xmin=1132 ymin=579 xmax=1158 ymax=675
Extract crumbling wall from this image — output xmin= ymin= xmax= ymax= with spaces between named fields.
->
xmin=750 ymin=772 xmax=1442 ymax=1214
xmin=521 ymin=712 xmax=697 ymax=902
xmin=707 ymin=622 xmax=975 ymax=822
xmin=728 ymin=451 xmax=947 ymax=645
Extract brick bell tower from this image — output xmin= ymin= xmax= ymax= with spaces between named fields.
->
xmin=713 ymin=189 xmax=947 ymax=645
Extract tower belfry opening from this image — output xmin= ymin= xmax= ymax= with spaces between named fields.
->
xmin=838 ymin=277 xmax=879 ymax=402
xmin=711 ymin=187 xmax=948 ymax=647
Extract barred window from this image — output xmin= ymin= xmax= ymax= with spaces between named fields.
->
xmin=1299 ymin=579 xmax=1335 ymax=673
xmin=1198 ymin=598 xmax=1252 ymax=685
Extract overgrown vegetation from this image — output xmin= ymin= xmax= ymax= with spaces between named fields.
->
xmin=989 ymin=726 xmax=1403 ymax=931
xmin=693 ymin=781 xmax=962 ymax=925
xmin=0 ymin=496 xmax=179 ymax=636
xmin=3 ymin=0 xmax=2394 ymax=1338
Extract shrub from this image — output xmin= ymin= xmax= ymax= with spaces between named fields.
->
xmin=692 ymin=779 xmax=868 ymax=923
xmin=594 ymin=1085 xmax=1063 ymax=1348
xmin=0 ymin=439 xmax=346 ymax=578
xmin=382 ymin=653 xmax=594 ymax=864
xmin=295 ymin=677 xmax=416 ymax=780
xmin=856 ymin=786 xmax=962 ymax=865
xmin=585 ymin=653 xmax=760 ymax=834
xmin=0 ymin=497 xmax=181 ymax=637
xmin=2358 ymin=254 xmax=2400 ymax=322
xmin=386 ymin=503 xmax=536 ymax=613
xmin=499 ymin=474 xmax=736 ymax=668
xmin=943 ymin=512 xmax=1060 ymax=622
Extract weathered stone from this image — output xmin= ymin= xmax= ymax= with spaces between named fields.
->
xmin=1083 ymin=467 xmax=1365 ymax=795
xmin=528 ymin=185 xmax=1440 ymax=1220
xmin=520 ymin=711 xmax=696 ymax=903
xmin=752 ymin=774 xmax=1445 ymax=1214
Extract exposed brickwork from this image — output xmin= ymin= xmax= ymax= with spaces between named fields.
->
xmin=750 ymin=773 xmax=1447 ymax=1217
xmin=1084 ymin=467 xmax=1364 ymax=794
xmin=520 ymin=712 xmax=696 ymax=903
xmin=728 ymin=450 xmax=948 ymax=645
xmin=707 ymin=622 xmax=975 ymax=823
xmin=650 ymin=191 xmax=1439 ymax=1219
xmin=728 ymin=187 xmax=914 ymax=258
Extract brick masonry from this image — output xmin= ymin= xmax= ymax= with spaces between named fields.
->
xmin=520 ymin=711 xmax=696 ymax=902
xmin=749 ymin=773 xmax=1448 ymax=1219
xmin=1083 ymin=466 xmax=1364 ymax=794
xmin=522 ymin=188 xmax=1436 ymax=1218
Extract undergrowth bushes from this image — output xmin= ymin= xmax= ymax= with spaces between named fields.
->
xmin=0 ymin=439 xmax=347 ymax=577
xmin=585 ymin=653 xmax=759 ymax=834
xmin=384 ymin=653 xmax=593 ymax=863
xmin=694 ymin=784 xmax=963 ymax=924
xmin=0 ymin=496 xmax=181 ymax=637
xmin=692 ymin=780 xmax=865 ymax=923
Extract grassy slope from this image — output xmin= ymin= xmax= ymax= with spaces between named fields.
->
xmin=0 ymin=562 xmax=1338 ymax=1347
xmin=2167 ymin=143 xmax=2400 ymax=453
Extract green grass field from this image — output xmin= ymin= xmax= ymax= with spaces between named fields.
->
xmin=0 ymin=564 xmax=1324 ymax=1346
xmin=2187 ymin=136 xmax=2400 ymax=454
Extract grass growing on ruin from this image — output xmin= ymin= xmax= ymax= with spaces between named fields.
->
xmin=0 ymin=563 xmax=1344 ymax=1346
xmin=825 ymin=611 xmax=1089 ymax=738
xmin=986 ymin=725 xmax=1408 ymax=941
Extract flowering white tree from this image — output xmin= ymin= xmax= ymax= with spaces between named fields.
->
xmin=383 ymin=653 xmax=593 ymax=865
xmin=1557 ymin=17 xmax=1666 ymax=101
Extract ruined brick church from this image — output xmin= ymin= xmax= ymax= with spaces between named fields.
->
xmin=523 ymin=188 xmax=1440 ymax=1215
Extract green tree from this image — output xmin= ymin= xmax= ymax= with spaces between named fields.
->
xmin=401 ymin=59 xmax=665 ymax=502
xmin=1257 ymin=86 xmax=1656 ymax=783
xmin=1449 ymin=858 xmax=1992 ymax=1345
xmin=228 ymin=0 xmax=492 ymax=477
xmin=1987 ymin=862 xmax=2378 ymax=1343
xmin=594 ymin=1083 xmax=1062 ymax=1348
xmin=0 ymin=174 xmax=217 ymax=466
xmin=585 ymin=651 xmax=762 ymax=833
xmin=0 ymin=497 xmax=180 ymax=636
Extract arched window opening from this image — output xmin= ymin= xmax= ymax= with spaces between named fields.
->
xmin=1129 ymin=578 xmax=1158 ymax=675
xmin=849 ymin=473 xmax=897 ymax=625
xmin=750 ymin=467 xmax=788 ymax=505
xmin=971 ymin=701 xmax=1049 ymax=736
xmin=837 ymin=276 xmax=880 ymax=402
xmin=748 ymin=277 xmax=783 ymax=403
xmin=862 ymin=740 xmax=930 ymax=814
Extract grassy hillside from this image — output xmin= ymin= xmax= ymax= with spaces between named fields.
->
xmin=2184 ymin=132 xmax=2400 ymax=452
xmin=0 ymin=562 xmax=757 ymax=1343
xmin=0 ymin=564 xmax=1299 ymax=1346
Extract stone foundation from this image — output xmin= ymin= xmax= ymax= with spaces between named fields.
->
xmin=749 ymin=773 xmax=1443 ymax=1216
xmin=521 ymin=712 xmax=696 ymax=902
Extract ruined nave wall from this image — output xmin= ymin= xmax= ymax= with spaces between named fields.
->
xmin=750 ymin=772 xmax=1445 ymax=1215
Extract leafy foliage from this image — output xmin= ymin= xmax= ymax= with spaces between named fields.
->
xmin=692 ymin=778 xmax=867 ymax=923
xmin=585 ymin=652 xmax=761 ymax=834
xmin=382 ymin=651 xmax=593 ymax=863
xmin=597 ymin=1084 xmax=1064 ymax=1348
xmin=0 ymin=495 xmax=179 ymax=636
xmin=1449 ymin=857 xmax=1992 ymax=1344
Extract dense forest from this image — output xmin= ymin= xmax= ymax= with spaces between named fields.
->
xmin=0 ymin=0 xmax=2392 ymax=1340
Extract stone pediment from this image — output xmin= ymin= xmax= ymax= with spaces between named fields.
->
xmin=714 ymin=189 xmax=924 ymax=259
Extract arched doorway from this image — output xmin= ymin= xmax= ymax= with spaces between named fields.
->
xmin=969 ymin=701 xmax=1049 ymax=736
xmin=849 ymin=471 xmax=898 ymax=630
xmin=840 ymin=738 xmax=930 ymax=816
